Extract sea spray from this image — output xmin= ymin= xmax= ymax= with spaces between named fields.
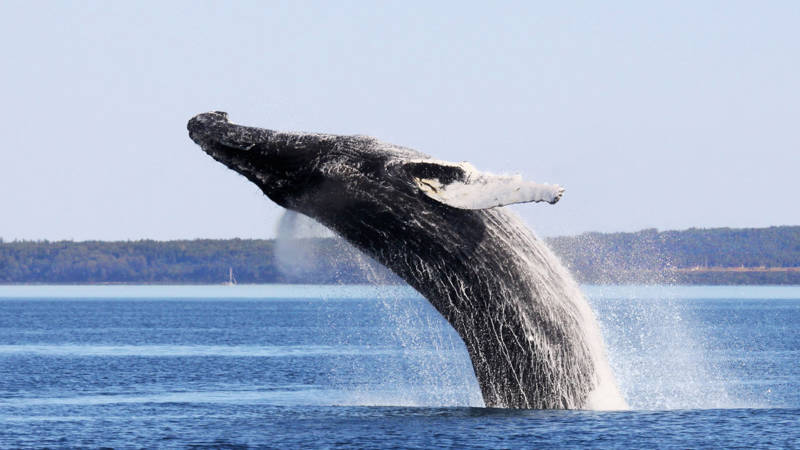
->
xmin=556 ymin=230 xmax=743 ymax=409
xmin=588 ymin=286 xmax=740 ymax=409
xmin=274 ymin=210 xmax=333 ymax=277
xmin=566 ymin=234 xmax=740 ymax=410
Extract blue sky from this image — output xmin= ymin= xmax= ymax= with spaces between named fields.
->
xmin=1 ymin=1 xmax=798 ymax=240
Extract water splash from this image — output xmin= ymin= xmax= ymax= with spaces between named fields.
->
xmin=553 ymin=235 xmax=746 ymax=410
xmin=587 ymin=286 xmax=741 ymax=410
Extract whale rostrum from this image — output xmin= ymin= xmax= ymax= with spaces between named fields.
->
xmin=188 ymin=111 xmax=626 ymax=409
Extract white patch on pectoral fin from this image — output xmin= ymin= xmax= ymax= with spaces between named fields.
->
xmin=406 ymin=159 xmax=564 ymax=210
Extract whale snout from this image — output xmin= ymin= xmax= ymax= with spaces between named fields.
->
xmin=187 ymin=111 xmax=231 ymax=144
xmin=188 ymin=111 xmax=273 ymax=155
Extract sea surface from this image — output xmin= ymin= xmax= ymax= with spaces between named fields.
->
xmin=0 ymin=284 xmax=798 ymax=448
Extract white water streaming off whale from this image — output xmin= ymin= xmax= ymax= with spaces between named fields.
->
xmin=273 ymin=209 xmax=631 ymax=409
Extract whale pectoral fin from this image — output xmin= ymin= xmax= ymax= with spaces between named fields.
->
xmin=419 ymin=175 xmax=565 ymax=209
xmin=404 ymin=160 xmax=564 ymax=210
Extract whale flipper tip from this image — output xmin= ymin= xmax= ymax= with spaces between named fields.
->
xmin=549 ymin=186 xmax=565 ymax=204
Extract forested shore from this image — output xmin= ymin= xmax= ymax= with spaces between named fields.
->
xmin=2 ymin=226 xmax=799 ymax=285
xmin=547 ymin=226 xmax=800 ymax=284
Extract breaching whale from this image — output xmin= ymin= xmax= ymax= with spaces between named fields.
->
xmin=188 ymin=111 xmax=626 ymax=409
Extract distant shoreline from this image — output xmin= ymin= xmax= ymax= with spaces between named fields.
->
xmin=2 ymin=225 xmax=799 ymax=286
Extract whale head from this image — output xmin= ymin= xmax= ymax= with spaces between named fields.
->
xmin=188 ymin=111 xmax=564 ymax=217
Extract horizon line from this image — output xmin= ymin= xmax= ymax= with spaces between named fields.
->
xmin=2 ymin=224 xmax=799 ymax=244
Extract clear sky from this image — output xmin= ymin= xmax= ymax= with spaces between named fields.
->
xmin=1 ymin=1 xmax=798 ymax=241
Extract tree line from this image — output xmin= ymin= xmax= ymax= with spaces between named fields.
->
xmin=0 ymin=238 xmax=395 ymax=284
xmin=547 ymin=226 xmax=800 ymax=284
xmin=1 ymin=225 xmax=799 ymax=285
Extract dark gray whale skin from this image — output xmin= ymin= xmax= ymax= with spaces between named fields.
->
xmin=188 ymin=111 xmax=597 ymax=409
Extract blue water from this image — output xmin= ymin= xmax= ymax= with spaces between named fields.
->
xmin=1 ymin=285 xmax=798 ymax=448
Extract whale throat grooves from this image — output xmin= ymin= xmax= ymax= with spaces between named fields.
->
xmin=187 ymin=111 xmax=626 ymax=410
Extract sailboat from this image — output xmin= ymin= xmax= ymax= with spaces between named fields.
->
xmin=223 ymin=266 xmax=237 ymax=286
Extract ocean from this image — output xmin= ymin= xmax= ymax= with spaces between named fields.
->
xmin=0 ymin=285 xmax=798 ymax=448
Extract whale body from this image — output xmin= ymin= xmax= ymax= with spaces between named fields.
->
xmin=188 ymin=111 xmax=625 ymax=409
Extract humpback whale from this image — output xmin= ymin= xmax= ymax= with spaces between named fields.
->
xmin=188 ymin=111 xmax=626 ymax=409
